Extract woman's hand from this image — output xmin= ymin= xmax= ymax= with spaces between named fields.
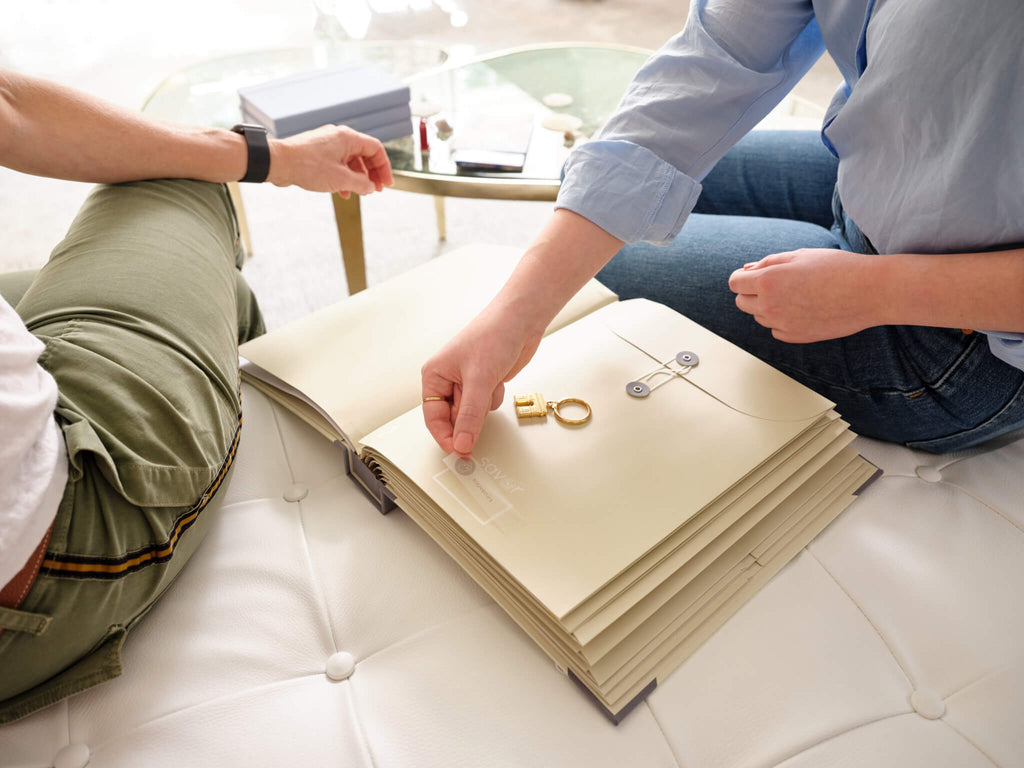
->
xmin=420 ymin=210 xmax=626 ymax=456
xmin=268 ymin=125 xmax=394 ymax=197
xmin=421 ymin=301 xmax=544 ymax=456
xmin=728 ymin=248 xmax=886 ymax=342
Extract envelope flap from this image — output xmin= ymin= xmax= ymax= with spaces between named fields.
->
xmin=601 ymin=299 xmax=835 ymax=422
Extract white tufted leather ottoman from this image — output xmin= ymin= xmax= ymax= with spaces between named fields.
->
xmin=2 ymin=382 xmax=1022 ymax=767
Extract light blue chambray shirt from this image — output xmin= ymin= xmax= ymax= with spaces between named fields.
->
xmin=556 ymin=0 xmax=1024 ymax=368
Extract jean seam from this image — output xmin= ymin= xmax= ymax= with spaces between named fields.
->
xmin=923 ymin=333 xmax=983 ymax=392
xmin=906 ymin=375 xmax=1024 ymax=450
xmin=767 ymin=357 xmax=914 ymax=399
xmin=766 ymin=330 xmax=981 ymax=401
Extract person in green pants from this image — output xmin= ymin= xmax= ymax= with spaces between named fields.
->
xmin=0 ymin=67 xmax=393 ymax=722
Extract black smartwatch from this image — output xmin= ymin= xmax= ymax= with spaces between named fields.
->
xmin=231 ymin=123 xmax=271 ymax=183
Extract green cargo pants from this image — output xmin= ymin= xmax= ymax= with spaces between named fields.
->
xmin=0 ymin=179 xmax=264 ymax=723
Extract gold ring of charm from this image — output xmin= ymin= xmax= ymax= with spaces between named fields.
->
xmin=548 ymin=397 xmax=592 ymax=426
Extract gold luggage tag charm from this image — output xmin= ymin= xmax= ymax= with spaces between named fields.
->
xmin=513 ymin=393 xmax=592 ymax=426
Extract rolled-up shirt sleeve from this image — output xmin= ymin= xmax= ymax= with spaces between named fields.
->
xmin=557 ymin=0 xmax=825 ymax=245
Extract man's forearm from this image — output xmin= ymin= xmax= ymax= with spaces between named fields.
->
xmin=0 ymin=68 xmax=248 ymax=183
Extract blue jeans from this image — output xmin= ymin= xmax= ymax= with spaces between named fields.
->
xmin=596 ymin=131 xmax=1024 ymax=453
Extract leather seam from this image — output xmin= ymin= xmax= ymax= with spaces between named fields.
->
xmin=804 ymin=546 xmax=916 ymax=689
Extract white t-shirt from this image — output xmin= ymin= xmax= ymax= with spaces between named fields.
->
xmin=0 ymin=294 xmax=67 ymax=587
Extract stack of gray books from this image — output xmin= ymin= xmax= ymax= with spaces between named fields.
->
xmin=238 ymin=64 xmax=412 ymax=142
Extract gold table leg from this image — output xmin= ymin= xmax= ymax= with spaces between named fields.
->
xmin=332 ymin=192 xmax=367 ymax=295
xmin=433 ymin=195 xmax=447 ymax=242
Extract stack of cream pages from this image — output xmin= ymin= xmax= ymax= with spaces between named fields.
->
xmin=240 ymin=244 xmax=878 ymax=723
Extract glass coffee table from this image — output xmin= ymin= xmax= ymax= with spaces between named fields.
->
xmin=141 ymin=39 xmax=449 ymax=292
xmin=393 ymin=42 xmax=650 ymax=199
xmin=142 ymin=40 xmax=447 ymax=134
xmin=143 ymin=42 xmax=651 ymax=294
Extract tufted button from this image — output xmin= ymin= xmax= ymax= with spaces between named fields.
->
xmin=909 ymin=689 xmax=946 ymax=719
xmin=282 ymin=483 xmax=308 ymax=503
xmin=915 ymin=466 xmax=943 ymax=483
xmin=325 ymin=651 xmax=356 ymax=681
xmin=54 ymin=743 xmax=90 ymax=768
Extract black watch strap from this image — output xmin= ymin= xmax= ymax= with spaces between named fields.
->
xmin=231 ymin=123 xmax=271 ymax=183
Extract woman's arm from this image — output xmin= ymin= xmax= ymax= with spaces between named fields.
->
xmin=421 ymin=209 xmax=624 ymax=456
xmin=421 ymin=0 xmax=827 ymax=455
xmin=559 ymin=0 xmax=824 ymax=251
xmin=0 ymin=68 xmax=393 ymax=194
xmin=728 ymin=247 xmax=1024 ymax=342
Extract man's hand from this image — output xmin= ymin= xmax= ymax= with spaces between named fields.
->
xmin=728 ymin=248 xmax=886 ymax=343
xmin=268 ymin=125 xmax=393 ymax=197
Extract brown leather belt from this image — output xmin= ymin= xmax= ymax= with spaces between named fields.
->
xmin=0 ymin=524 xmax=54 ymax=634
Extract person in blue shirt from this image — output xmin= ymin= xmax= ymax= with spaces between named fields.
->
xmin=421 ymin=0 xmax=1024 ymax=456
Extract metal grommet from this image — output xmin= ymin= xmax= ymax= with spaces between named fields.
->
xmin=626 ymin=381 xmax=650 ymax=398
xmin=549 ymin=397 xmax=592 ymax=425
xmin=676 ymin=351 xmax=699 ymax=367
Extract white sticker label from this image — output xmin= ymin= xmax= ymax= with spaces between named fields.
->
xmin=437 ymin=454 xmax=515 ymax=526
